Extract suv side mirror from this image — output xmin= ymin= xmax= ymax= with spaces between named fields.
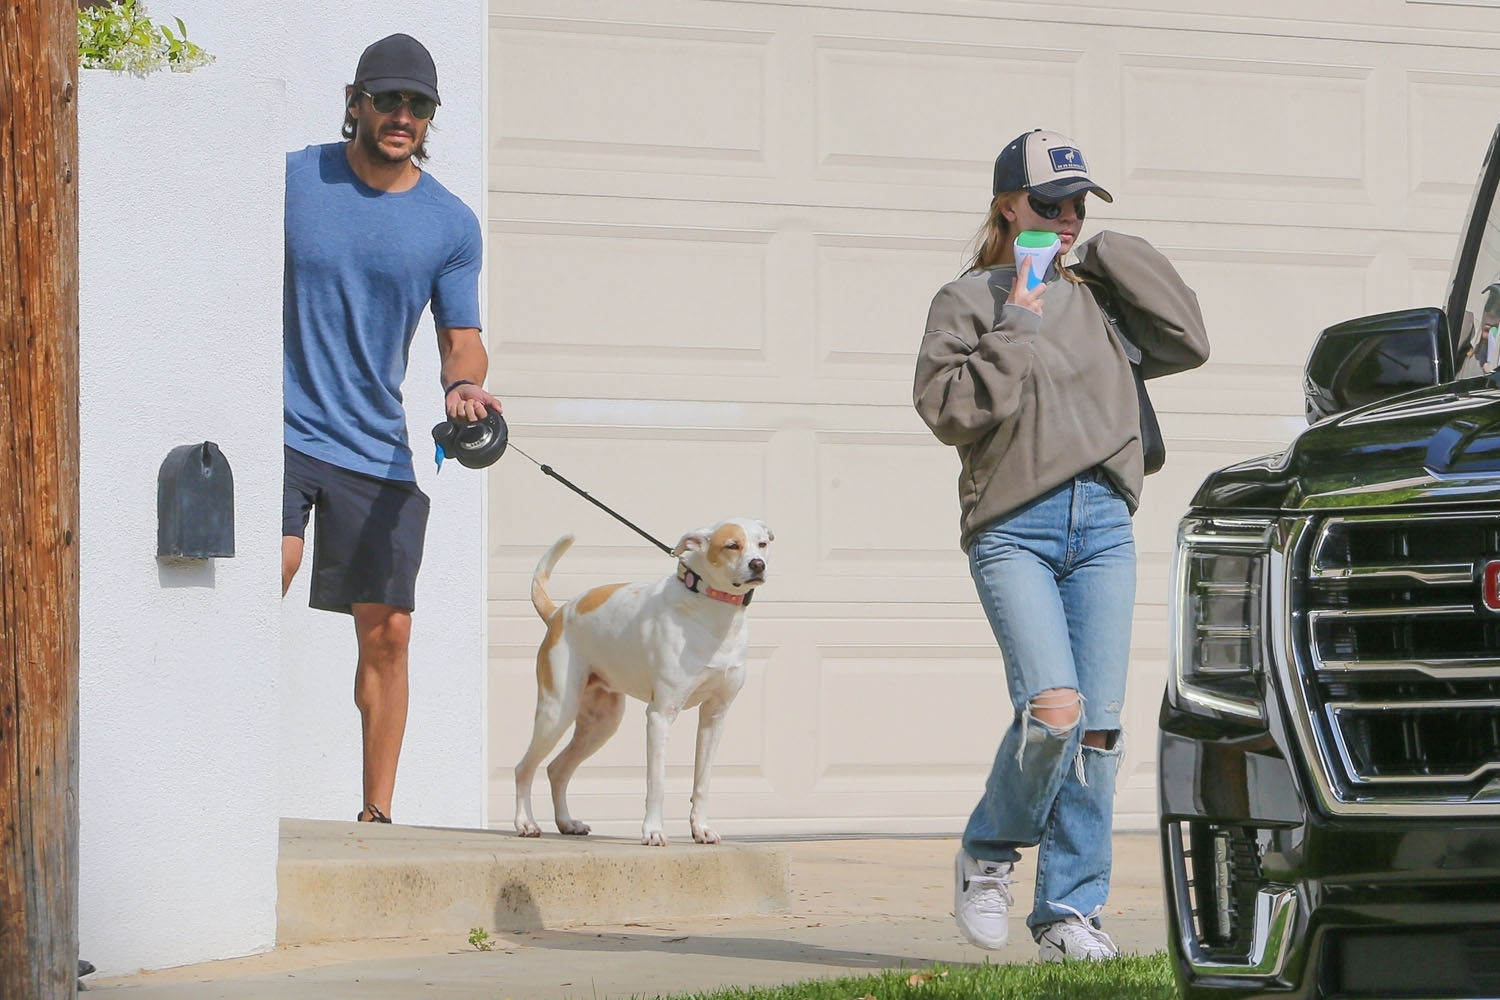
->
xmin=1303 ymin=306 xmax=1453 ymax=424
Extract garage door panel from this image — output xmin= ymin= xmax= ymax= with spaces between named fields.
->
xmin=814 ymin=36 xmax=1080 ymax=183
xmin=814 ymin=646 xmax=1009 ymax=779
xmin=1177 ymin=251 xmax=1372 ymax=368
xmin=491 ymin=224 xmax=773 ymax=370
xmin=1123 ymin=56 xmax=1371 ymax=198
xmin=491 ymin=17 xmax=771 ymax=170
xmin=1409 ymin=71 xmax=1500 ymax=200
xmin=816 ymin=236 xmax=966 ymax=379
xmin=817 ymin=432 xmax=963 ymax=567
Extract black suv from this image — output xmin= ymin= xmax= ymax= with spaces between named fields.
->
xmin=1159 ymin=124 xmax=1500 ymax=999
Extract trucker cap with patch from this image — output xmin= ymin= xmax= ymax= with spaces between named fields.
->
xmin=992 ymin=129 xmax=1112 ymax=202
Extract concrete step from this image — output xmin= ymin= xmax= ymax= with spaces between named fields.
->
xmin=275 ymin=818 xmax=791 ymax=946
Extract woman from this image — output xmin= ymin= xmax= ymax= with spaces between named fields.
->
xmin=913 ymin=129 xmax=1209 ymax=961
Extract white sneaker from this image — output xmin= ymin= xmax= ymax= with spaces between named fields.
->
xmin=1035 ymin=903 xmax=1119 ymax=962
xmin=953 ymin=849 xmax=1013 ymax=949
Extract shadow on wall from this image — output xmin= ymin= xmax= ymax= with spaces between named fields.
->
xmin=158 ymin=559 xmax=216 ymax=589
xmin=493 ymin=879 xmax=543 ymax=932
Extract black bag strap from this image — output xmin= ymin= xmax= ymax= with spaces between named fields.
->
xmin=1082 ymin=280 xmax=1143 ymax=365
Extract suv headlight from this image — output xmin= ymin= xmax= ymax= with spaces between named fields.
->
xmin=1169 ymin=516 xmax=1275 ymax=720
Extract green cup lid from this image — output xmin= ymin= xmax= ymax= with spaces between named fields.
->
xmin=1015 ymin=230 xmax=1060 ymax=249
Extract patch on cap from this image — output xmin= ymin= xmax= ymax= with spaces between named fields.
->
xmin=1049 ymin=146 xmax=1086 ymax=173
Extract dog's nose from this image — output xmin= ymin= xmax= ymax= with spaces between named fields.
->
xmin=749 ymin=558 xmax=765 ymax=574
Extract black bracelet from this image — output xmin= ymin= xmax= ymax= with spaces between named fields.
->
xmin=444 ymin=379 xmax=478 ymax=396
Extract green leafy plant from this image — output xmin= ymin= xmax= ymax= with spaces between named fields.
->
xmin=78 ymin=0 xmax=213 ymax=74
xmin=467 ymin=926 xmax=493 ymax=952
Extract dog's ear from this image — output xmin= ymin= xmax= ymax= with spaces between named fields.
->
xmin=759 ymin=520 xmax=774 ymax=543
xmin=673 ymin=530 xmax=711 ymax=557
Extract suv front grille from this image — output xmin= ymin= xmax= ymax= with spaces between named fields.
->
xmin=1294 ymin=513 xmax=1500 ymax=808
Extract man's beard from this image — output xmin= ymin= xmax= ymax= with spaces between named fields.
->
xmin=358 ymin=122 xmax=416 ymax=165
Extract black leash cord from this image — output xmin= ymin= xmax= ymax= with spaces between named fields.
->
xmin=505 ymin=443 xmax=675 ymax=557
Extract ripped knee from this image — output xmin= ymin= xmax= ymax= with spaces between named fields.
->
xmin=1082 ymin=728 xmax=1121 ymax=751
xmin=1027 ymin=688 xmax=1080 ymax=736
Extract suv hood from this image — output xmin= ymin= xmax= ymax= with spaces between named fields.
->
xmin=1193 ymin=374 xmax=1500 ymax=511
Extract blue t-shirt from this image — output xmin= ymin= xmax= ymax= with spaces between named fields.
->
xmin=284 ymin=142 xmax=482 ymax=481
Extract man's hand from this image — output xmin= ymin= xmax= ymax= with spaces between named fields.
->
xmin=446 ymin=382 xmax=503 ymax=423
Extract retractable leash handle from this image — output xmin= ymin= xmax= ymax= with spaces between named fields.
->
xmin=432 ymin=410 xmax=508 ymax=470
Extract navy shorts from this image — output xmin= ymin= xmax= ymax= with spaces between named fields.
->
xmin=282 ymin=446 xmax=430 ymax=615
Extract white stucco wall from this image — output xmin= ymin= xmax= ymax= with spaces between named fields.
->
xmin=77 ymin=0 xmax=487 ymax=975
xmin=77 ymin=65 xmax=285 ymax=972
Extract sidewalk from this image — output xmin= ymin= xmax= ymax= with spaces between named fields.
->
xmin=89 ymin=825 xmax=1167 ymax=999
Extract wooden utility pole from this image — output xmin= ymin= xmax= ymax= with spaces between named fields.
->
xmin=1 ymin=0 xmax=82 ymax=997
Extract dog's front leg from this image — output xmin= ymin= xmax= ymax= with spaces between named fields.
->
xmin=642 ymin=702 xmax=678 ymax=846
xmin=690 ymin=698 xmax=730 ymax=844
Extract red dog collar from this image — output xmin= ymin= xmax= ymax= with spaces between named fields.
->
xmin=676 ymin=562 xmax=752 ymax=606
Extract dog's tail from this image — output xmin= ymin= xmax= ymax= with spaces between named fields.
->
xmin=531 ymin=534 xmax=575 ymax=621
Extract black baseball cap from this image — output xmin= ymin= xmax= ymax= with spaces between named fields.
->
xmin=354 ymin=33 xmax=440 ymax=105
xmin=992 ymin=129 xmax=1112 ymax=202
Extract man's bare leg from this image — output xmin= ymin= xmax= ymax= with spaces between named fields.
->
xmin=282 ymin=536 xmax=304 ymax=597
xmin=351 ymin=602 xmax=412 ymax=821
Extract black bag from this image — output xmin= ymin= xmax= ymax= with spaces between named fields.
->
xmin=1085 ymin=282 xmax=1166 ymax=475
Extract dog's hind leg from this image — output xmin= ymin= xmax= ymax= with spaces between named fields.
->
xmin=690 ymin=698 xmax=731 ymax=844
xmin=546 ymin=677 xmax=625 ymax=835
xmin=514 ymin=693 xmax=575 ymax=837
xmin=515 ymin=620 xmax=577 ymax=837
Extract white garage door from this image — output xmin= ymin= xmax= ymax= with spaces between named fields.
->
xmin=484 ymin=0 xmax=1500 ymax=836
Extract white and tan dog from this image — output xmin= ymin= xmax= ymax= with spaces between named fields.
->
xmin=515 ymin=517 xmax=773 ymax=846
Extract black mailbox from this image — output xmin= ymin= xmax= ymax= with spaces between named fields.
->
xmin=157 ymin=442 xmax=235 ymax=559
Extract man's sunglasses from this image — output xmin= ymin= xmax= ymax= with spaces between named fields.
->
xmin=1028 ymin=193 xmax=1086 ymax=221
xmin=362 ymin=89 xmax=437 ymax=121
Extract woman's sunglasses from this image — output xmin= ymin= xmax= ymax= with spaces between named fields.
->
xmin=362 ymin=89 xmax=437 ymax=121
xmin=1028 ymin=193 xmax=1086 ymax=221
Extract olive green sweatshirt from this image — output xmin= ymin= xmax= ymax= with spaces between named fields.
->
xmin=913 ymin=230 xmax=1210 ymax=551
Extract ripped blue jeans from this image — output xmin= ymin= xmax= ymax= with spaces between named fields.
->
xmin=962 ymin=468 xmax=1134 ymax=931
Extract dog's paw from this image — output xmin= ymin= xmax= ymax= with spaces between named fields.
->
xmin=556 ymin=819 xmax=591 ymax=836
xmin=516 ymin=820 xmax=542 ymax=838
xmin=642 ymin=830 xmax=669 ymax=847
xmin=692 ymin=825 xmax=721 ymax=845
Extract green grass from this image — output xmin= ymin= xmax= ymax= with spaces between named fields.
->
xmin=646 ymin=952 xmax=1176 ymax=1000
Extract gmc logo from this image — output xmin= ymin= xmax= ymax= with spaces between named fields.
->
xmin=1484 ymin=560 xmax=1500 ymax=612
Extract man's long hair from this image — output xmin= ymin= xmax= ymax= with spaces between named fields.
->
xmin=342 ymin=90 xmax=431 ymax=165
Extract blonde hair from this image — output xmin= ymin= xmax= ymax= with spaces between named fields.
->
xmin=960 ymin=190 xmax=1084 ymax=285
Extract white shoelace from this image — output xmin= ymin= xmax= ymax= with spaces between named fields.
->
xmin=967 ymin=862 xmax=1014 ymax=916
xmin=1042 ymin=901 xmax=1118 ymax=958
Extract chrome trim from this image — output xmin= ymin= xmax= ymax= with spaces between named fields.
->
xmin=1311 ymin=510 xmax=1500 ymax=529
xmin=1324 ymin=699 xmax=1500 ymax=786
xmin=1307 ymin=602 xmax=1500 ymax=677
xmin=1187 ymin=889 xmax=1299 ymax=978
xmin=1276 ymin=516 xmax=1500 ymax=816
xmin=1315 ymin=656 xmax=1500 ymax=679
xmin=1167 ymin=826 xmax=1298 ymax=980
xmin=1309 ymin=604 xmax=1476 ymax=622
xmin=1184 ymin=532 xmax=1274 ymax=549
xmin=1309 ymin=563 xmax=1474 ymax=586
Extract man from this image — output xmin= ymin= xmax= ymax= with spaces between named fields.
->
xmin=282 ymin=32 xmax=500 ymax=824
